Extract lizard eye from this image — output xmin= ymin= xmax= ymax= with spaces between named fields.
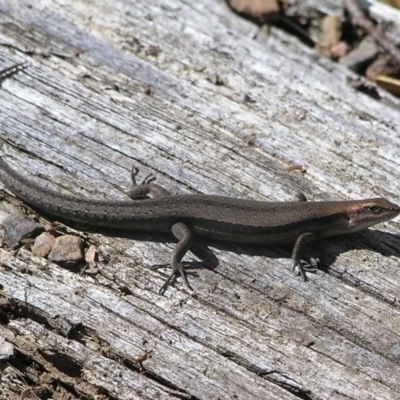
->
xmin=366 ymin=205 xmax=383 ymax=214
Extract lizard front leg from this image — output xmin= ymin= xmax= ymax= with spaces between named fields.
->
xmin=292 ymin=232 xmax=317 ymax=281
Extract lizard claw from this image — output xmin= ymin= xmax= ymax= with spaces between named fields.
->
xmin=293 ymin=261 xmax=308 ymax=282
xmin=154 ymin=261 xmax=196 ymax=294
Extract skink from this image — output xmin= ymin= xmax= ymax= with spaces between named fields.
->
xmin=0 ymin=155 xmax=399 ymax=292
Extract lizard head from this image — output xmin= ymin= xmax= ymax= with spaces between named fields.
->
xmin=347 ymin=198 xmax=400 ymax=232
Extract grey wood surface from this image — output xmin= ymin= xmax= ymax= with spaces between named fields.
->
xmin=0 ymin=0 xmax=400 ymax=399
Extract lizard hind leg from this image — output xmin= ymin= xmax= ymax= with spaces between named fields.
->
xmin=124 ymin=167 xmax=195 ymax=293
xmin=296 ymin=192 xmax=308 ymax=202
xmin=124 ymin=165 xmax=170 ymax=199
xmin=158 ymin=222 xmax=194 ymax=294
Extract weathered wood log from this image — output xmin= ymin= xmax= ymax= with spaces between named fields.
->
xmin=1 ymin=1 xmax=400 ymax=399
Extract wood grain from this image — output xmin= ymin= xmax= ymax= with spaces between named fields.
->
xmin=0 ymin=0 xmax=400 ymax=399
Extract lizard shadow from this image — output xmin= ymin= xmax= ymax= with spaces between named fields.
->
xmin=83 ymin=227 xmax=221 ymax=271
xmin=83 ymin=225 xmax=400 ymax=279
xmin=206 ymin=229 xmax=400 ymax=278
xmin=302 ymin=229 xmax=400 ymax=275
